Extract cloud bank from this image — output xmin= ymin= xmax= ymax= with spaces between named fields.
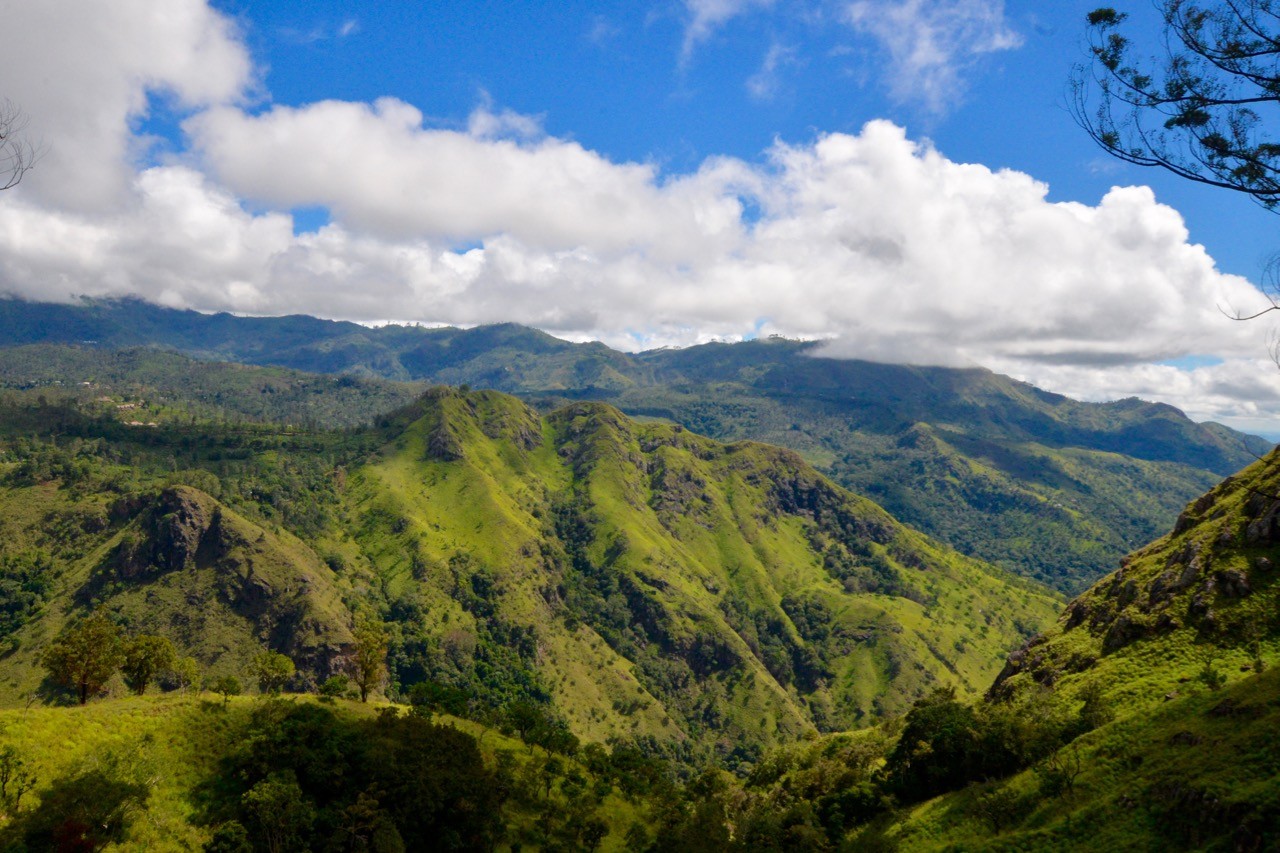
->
xmin=0 ymin=0 xmax=1276 ymax=430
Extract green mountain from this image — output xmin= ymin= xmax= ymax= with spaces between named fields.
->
xmin=991 ymin=446 xmax=1280 ymax=710
xmin=0 ymin=481 xmax=355 ymax=702
xmin=2 ymin=297 xmax=1266 ymax=592
xmin=625 ymin=451 xmax=1280 ymax=850
xmin=864 ymin=448 xmax=1280 ymax=850
xmin=0 ymin=388 xmax=1059 ymax=767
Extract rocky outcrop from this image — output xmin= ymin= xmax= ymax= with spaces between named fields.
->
xmin=96 ymin=486 xmax=353 ymax=677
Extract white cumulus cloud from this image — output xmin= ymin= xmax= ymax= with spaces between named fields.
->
xmin=0 ymin=0 xmax=252 ymax=210
xmin=0 ymin=0 xmax=1276 ymax=432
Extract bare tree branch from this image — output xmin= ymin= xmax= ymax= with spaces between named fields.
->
xmin=0 ymin=99 xmax=38 ymax=191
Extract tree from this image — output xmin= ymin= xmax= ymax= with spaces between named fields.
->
xmin=1073 ymin=2 xmax=1280 ymax=318
xmin=972 ymin=786 xmax=1025 ymax=834
xmin=1036 ymin=744 xmax=1085 ymax=800
xmin=0 ymin=746 xmax=35 ymax=814
xmin=319 ymin=674 xmax=349 ymax=698
xmin=204 ymin=821 xmax=253 ymax=853
xmin=170 ymin=655 xmax=200 ymax=693
xmin=240 ymin=773 xmax=315 ymax=853
xmin=0 ymin=99 xmax=36 ymax=191
xmin=254 ymin=651 xmax=296 ymax=694
xmin=881 ymin=687 xmax=983 ymax=801
xmin=347 ymin=620 xmax=388 ymax=703
xmin=209 ymin=674 xmax=242 ymax=707
xmin=121 ymin=634 xmax=176 ymax=695
xmin=1197 ymin=655 xmax=1228 ymax=690
xmin=41 ymin=613 xmax=124 ymax=704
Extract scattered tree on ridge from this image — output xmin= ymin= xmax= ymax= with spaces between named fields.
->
xmin=41 ymin=613 xmax=123 ymax=704
xmin=209 ymin=674 xmax=242 ymax=707
xmin=253 ymin=651 xmax=296 ymax=695
xmin=121 ymin=634 xmax=176 ymax=696
xmin=0 ymin=99 xmax=36 ymax=191
xmin=347 ymin=619 xmax=388 ymax=703
xmin=170 ymin=655 xmax=200 ymax=693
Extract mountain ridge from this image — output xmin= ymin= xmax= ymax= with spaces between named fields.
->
xmin=0 ymin=295 xmax=1269 ymax=593
xmin=0 ymin=386 xmax=1061 ymax=767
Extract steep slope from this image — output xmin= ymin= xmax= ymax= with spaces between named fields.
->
xmin=990 ymin=447 xmax=1280 ymax=713
xmin=879 ymin=665 xmax=1280 ymax=851
xmin=0 ymin=482 xmax=354 ymax=703
xmin=346 ymin=388 xmax=1060 ymax=764
xmin=862 ymin=453 xmax=1280 ymax=850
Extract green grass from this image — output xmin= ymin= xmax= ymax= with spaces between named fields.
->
xmin=0 ymin=693 xmax=656 ymax=851
xmin=878 ymin=665 xmax=1280 ymax=851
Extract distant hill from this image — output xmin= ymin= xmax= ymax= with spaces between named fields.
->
xmin=1 ymin=296 xmax=1270 ymax=592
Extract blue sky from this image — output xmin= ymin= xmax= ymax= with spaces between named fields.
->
xmin=218 ymin=0 xmax=1272 ymax=278
xmin=0 ymin=0 xmax=1278 ymax=432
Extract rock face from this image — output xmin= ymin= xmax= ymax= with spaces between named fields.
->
xmin=97 ymin=486 xmax=353 ymax=677
xmin=109 ymin=487 xmax=215 ymax=578
xmin=1244 ymin=496 xmax=1280 ymax=545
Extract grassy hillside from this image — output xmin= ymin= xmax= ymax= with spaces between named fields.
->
xmin=0 ymin=481 xmax=355 ymax=705
xmin=332 ymin=389 xmax=1061 ymax=764
xmin=0 ymin=693 xmax=658 ymax=851
xmin=990 ymin=447 xmax=1280 ymax=717
xmin=616 ymin=453 xmax=1280 ymax=850
xmin=871 ymin=450 xmax=1280 ymax=849
xmin=0 ymin=388 xmax=1059 ymax=769
xmin=878 ymin=666 xmax=1280 ymax=851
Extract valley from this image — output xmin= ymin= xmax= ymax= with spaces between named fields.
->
xmin=0 ymin=300 xmax=1275 ymax=850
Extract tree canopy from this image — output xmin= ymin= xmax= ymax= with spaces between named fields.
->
xmin=1074 ymin=2 xmax=1280 ymax=210
xmin=41 ymin=613 xmax=123 ymax=704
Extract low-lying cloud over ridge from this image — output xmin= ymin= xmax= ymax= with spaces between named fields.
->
xmin=0 ymin=0 xmax=1277 ymax=432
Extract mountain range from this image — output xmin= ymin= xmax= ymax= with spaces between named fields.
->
xmin=0 ymin=296 xmax=1277 ymax=848
xmin=0 ymin=296 xmax=1269 ymax=594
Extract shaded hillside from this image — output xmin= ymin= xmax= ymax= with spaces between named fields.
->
xmin=1 ymin=298 xmax=1265 ymax=591
xmin=0 ymin=483 xmax=354 ymax=704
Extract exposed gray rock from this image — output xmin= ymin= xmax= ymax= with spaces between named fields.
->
xmin=1213 ymin=568 xmax=1251 ymax=598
